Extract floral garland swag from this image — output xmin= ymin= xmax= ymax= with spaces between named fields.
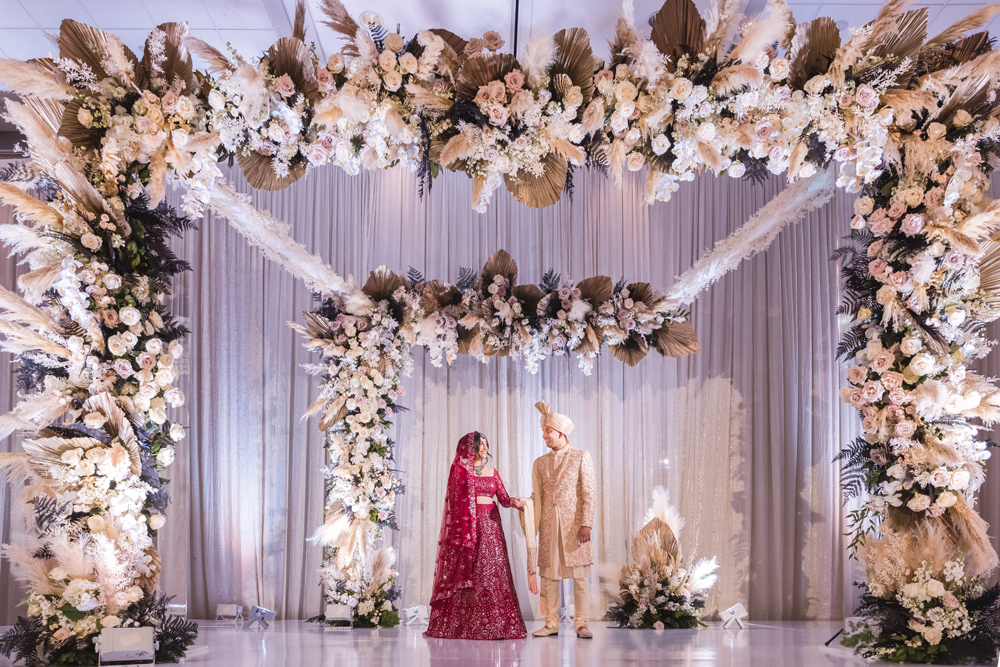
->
xmin=294 ymin=251 xmax=697 ymax=626
xmin=0 ymin=0 xmax=999 ymax=660
xmin=601 ymin=487 xmax=719 ymax=629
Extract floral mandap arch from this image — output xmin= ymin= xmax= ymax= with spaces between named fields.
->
xmin=0 ymin=0 xmax=999 ymax=662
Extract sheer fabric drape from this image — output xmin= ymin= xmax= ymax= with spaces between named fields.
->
xmin=6 ymin=162 xmax=994 ymax=622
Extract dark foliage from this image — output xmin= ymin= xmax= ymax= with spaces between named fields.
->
xmin=17 ymin=356 xmax=69 ymax=393
xmin=32 ymin=496 xmax=69 ymax=533
xmin=0 ymin=617 xmax=45 ymax=666
xmin=406 ymin=267 xmax=425 ymax=287
xmin=130 ymin=593 xmax=200 ymax=663
xmin=734 ymin=149 xmax=769 ymax=185
xmin=540 ymin=269 xmax=561 ymax=292
xmin=564 ymin=163 xmax=575 ymax=201
xmin=853 ymin=583 xmax=1000 ymax=664
xmin=416 ymin=115 xmax=435 ymax=198
xmin=835 ymin=436 xmax=878 ymax=499
xmin=805 ymin=131 xmax=832 ymax=170
xmin=456 ymin=267 xmax=477 ymax=291
xmin=606 ymin=588 xmax=706 ymax=629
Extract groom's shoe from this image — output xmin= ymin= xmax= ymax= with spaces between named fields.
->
xmin=532 ymin=626 xmax=559 ymax=637
xmin=576 ymin=626 xmax=593 ymax=639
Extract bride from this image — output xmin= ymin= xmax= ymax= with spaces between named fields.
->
xmin=425 ymin=431 xmax=527 ymax=640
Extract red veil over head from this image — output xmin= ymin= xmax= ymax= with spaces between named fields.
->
xmin=428 ymin=431 xmax=482 ymax=606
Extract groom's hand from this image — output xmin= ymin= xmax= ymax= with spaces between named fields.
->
xmin=578 ymin=526 xmax=591 ymax=543
xmin=529 ymin=574 xmax=539 ymax=595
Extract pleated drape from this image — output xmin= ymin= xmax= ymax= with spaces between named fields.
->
xmin=5 ymin=162 xmax=996 ymax=622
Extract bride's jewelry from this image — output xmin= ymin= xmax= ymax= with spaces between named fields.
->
xmin=474 ymin=460 xmax=485 ymax=476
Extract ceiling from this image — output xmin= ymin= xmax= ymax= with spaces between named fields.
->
xmin=0 ymin=0 xmax=997 ymax=71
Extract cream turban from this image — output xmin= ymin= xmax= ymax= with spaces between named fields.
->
xmin=535 ymin=401 xmax=574 ymax=437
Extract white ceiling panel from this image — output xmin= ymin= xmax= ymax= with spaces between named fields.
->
xmin=78 ymin=0 xmax=153 ymax=30
xmin=0 ymin=0 xmax=997 ymax=71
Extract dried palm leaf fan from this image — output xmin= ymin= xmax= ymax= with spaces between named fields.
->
xmin=58 ymin=19 xmax=146 ymax=88
xmin=268 ymin=37 xmax=321 ymax=103
xmin=237 ymin=151 xmax=308 ymax=191
xmin=456 ymin=326 xmax=483 ymax=356
xmin=855 ymin=8 xmax=927 ymax=87
xmin=633 ymin=516 xmax=681 ymax=561
xmin=504 ymin=151 xmax=568 ymax=208
xmin=610 ymin=282 xmax=656 ymax=366
xmin=362 ymin=267 xmax=407 ymax=302
xmin=550 ymin=28 xmax=596 ymax=105
xmin=948 ymin=32 xmax=994 ymax=65
xmin=58 ymin=99 xmax=103 ymax=152
xmin=653 ymin=320 xmax=700 ymax=357
xmin=419 ymin=279 xmax=462 ymax=314
xmin=919 ymin=5 xmax=1000 ymax=62
xmin=21 ymin=434 xmax=104 ymax=479
xmin=787 ymin=17 xmax=840 ymax=89
xmin=480 ymin=249 xmax=519 ymax=289
xmin=650 ymin=0 xmax=705 ymax=62
xmin=83 ymin=393 xmax=142 ymax=476
xmin=569 ymin=275 xmax=614 ymax=355
xmin=143 ymin=23 xmax=198 ymax=96
xmin=933 ymin=72 xmax=998 ymax=127
xmin=318 ymin=0 xmax=362 ymax=57
xmin=430 ymin=28 xmax=470 ymax=69
xmin=455 ymin=52 xmax=519 ymax=102
xmin=513 ymin=284 xmax=545 ymax=317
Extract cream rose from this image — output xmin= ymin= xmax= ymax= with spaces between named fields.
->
xmin=170 ymin=423 xmax=186 ymax=440
xmin=909 ymin=353 xmax=934 ymax=376
xmin=399 ymin=52 xmax=418 ymax=74
xmin=118 ymin=307 xmax=140 ymax=327
xmin=175 ymin=96 xmax=195 ymax=120
xmin=926 ymin=578 xmax=946 ymax=597
xmin=83 ymin=412 xmax=107 ymax=429
xmin=670 ymin=78 xmax=692 ymax=100
xmin=77 ymin=107 xmax=94 ymax=128
xmin=81 ymin=233 xmax=102 ymax=251
xmin=149 ymin=514 xmax=166 ymax=530
xmin=651 ymin=134 xmax=671 ymax=155
xmin=564 ymin=86 xmax=583 ymax=108
xmin=953 ymin=109 xmax=973 ymax=128
xmin=854 ymin=196 xmax=874 ymax=216
xmin=384 ymin=33 xmax=405 ymax=53
xmin=927 ymin=122 xmax=947 ymax=140
xmin=728 ymin=163 xmax=745 ymax=178
xmin=107 ymin=335 xmax=128 ymax=357
xmin=87 ymin=515 xmax=107 ymax=532
xmin=488 ymin=104 xmax=509 ymax=126
xmin=327 ymin=53 xmax=345 ymax=73
xmin=768 ymin=58 xmax=789 ymax=80
xmin=157 ymin=446 xmax=175 ymax=466
xmin=697 ymin=122 xmax=717 ymax=142
xmin=907 ymin=493 xmax=931 ymax=512
xmin=626 ymin=152 xmax=646 ymax=171
xmin=936 ymin=490 xmax=958 ymax=508
xmin=899 ymin=336 xmax=922 ymax=356
xmin=383 ymin=70 xmax=403 ymax=92
xmin=847 ymin=366 xmax=867 ymax=385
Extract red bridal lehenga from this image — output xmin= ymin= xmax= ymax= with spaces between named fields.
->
xmin=425 ymin=432 xmax=527 ymax=640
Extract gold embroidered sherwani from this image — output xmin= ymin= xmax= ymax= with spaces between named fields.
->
xmin=531 ymin=444 xmax=596 ymax=629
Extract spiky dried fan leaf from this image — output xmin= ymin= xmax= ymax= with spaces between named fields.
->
xmin=611 ymin=335 xmax=650 ymax=366
xmin=237 ymin=150 xmax=307 ymax=191
xmin=455 ymin=53 xmax=519 ymax=101
xmin=576 ymin=276 xmax=614 ymax=304
xmin=59 ymin=98 xmax=103 ymax=151
xmin=430 ymin=28 xmax=469 ymax=68
xmin=481 ymin=249 xmax=519 ymax=288
xmin=145 ymin=23 xmax=196 ymax=95
xmin=920 ymin=5 xmax=1000 ymax=58
xmin=362 ymin=267 xmax=407 ymax=302
xmin=788 ymin=17 xmax=840 ymax=89
xmin=504 ymin=152 xmax=568 ymax=208
xmin=654 ymin=321 xmax=700 ymax=357
xmin=634 ymin=516 xmax=681 ymax=560
xmin=512 ymin=284 xmax=545 ymax=316
xmin=268 ymin=36 xmax=320 ymax=102
xmin=58 ymin=19 xmax=143 ymax=86
xmin=870 ymin=8 xmax=928 ymax=62
xmin=651 ymin=0 xmax=705 ymax=61
xmin=551 ymin=28 xmax=595 ymax=104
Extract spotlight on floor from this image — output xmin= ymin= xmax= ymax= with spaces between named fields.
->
xmin=242 ymin=606 xmax=277 ymax=630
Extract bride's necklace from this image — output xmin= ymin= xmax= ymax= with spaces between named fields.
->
xmin=474 ymin=460 xmax=485 ymax=476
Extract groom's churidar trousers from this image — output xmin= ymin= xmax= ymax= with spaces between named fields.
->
xmin=542 ymin=576 xmax=589 ymax=630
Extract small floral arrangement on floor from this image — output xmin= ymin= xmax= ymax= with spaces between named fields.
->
xmin=601 ymin=487 xmax=718 ymax=629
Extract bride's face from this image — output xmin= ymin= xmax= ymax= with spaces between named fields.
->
xmin=475 ymin=438 xmax=489 ymax=462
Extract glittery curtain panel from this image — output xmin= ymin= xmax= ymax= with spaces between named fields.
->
xmin=4 ymin=160 xmax=956 ymax=622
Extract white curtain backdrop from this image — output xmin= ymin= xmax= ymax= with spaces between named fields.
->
xmin=6 ymin=162 xmax=997 ymax=623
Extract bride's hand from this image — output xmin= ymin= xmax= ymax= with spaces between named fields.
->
xmin=511 ymin=498 xmax=524 ymax=510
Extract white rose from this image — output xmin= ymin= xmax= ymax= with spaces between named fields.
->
xmin=899 ymin=336 xmax=922 ymax=356
xmin=145 ymin=338 xmax=163 ymax=354
xmin=157 ymin=446 xmax=175 ymax=467
xmin=154 ymin=368 xmax=175 ymax=386
xmin=923 ymin=626 xmax=942 ymax=645
xmin=626 ymin=152 xmax=646 ymax=171
xmin=164 ymin=387 xmax=185 ymax=407
xmin=149 ymin=514 xmax=166 ymax=530
xmin=87 ymin=515 xmax=107 ymax=532
xmin=651 ymin=134 xmax=671 ymax=155
xmin=727 ymin=163 xmax=745 ymax=178
xmin=115 ymin=591 xmax=131 ymax=606
xmin=120 ymin=307 xmax=141 ymax=326
xmin=670 ymin=78 xmax=692 ymax=100
xmin=175 ymin=96 xmax=195 ymax=120
xmin=81 ymin=233 xmax=102 ymax=251
xmin=169 ymin=423 xmax=186 ymax=441
xmin=61 ymin=449 xmax=82 ymax=465
xmin=936 ymin=491 xmax=958 ymax=508
xmin=907 ymin=493 xmax=931 ymax=512
xmin=382 ymin=71 xmax=403 ymax=91
xmin=768 ymin=58 xmax=789 ymax=80
xmin=169 ymin=340 xmax=184 ymax=358
xmin=103 ymin=274 xmax=122 ymax=290
xmin=925 ymin=579 xmax=946 ymax=597
xmin=927 ymin=122 xmax=947 ymax=140
xmin=947 ymin=308 xmax=966 ymax=326
xmin=107 ymin=335 xmax=128 ymax=357
xmin=909 ymin=353 xmax=935 ymax=376
xmin=208 ymin=89 xmax=226 ymax=111
xmin=949 ymin=469 xmax=971 ymax=490
xmin=83 ymin=412 xmax=107 ymax=429
xmin=77 ymin=107 xmax=94 ymax=128
xmin=267 ymin=122 xmax=285 ymax=143
xmin=696 ymin=122 xmax=716 ymax=142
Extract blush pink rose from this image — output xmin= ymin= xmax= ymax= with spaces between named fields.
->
xmin=887 ymin=201 xmax=906 ymax=219
xmin=895 ymin=421 xmax=916 ymax=437
xmin=900 ymin=213 xmax=924 ymax=237
xmin=504 ymin=70 xmax=524 ymax=91
xmin=882 ymin=371 xmax=905 ymax=392
xmin=275 ymin=74 xmax=295 ymax=97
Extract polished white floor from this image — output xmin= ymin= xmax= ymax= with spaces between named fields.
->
xmin=8 ymin=619 xmax=969 ymax=666
xmin=162 ymin=620 xmax=874 ymax=666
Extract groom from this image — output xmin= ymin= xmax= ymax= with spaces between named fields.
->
xmin=530 ymin=402 xmax=596 ymax=639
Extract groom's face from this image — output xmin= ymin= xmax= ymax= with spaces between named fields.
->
xmin=542 ymin=426 xmax=566 ymax=450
